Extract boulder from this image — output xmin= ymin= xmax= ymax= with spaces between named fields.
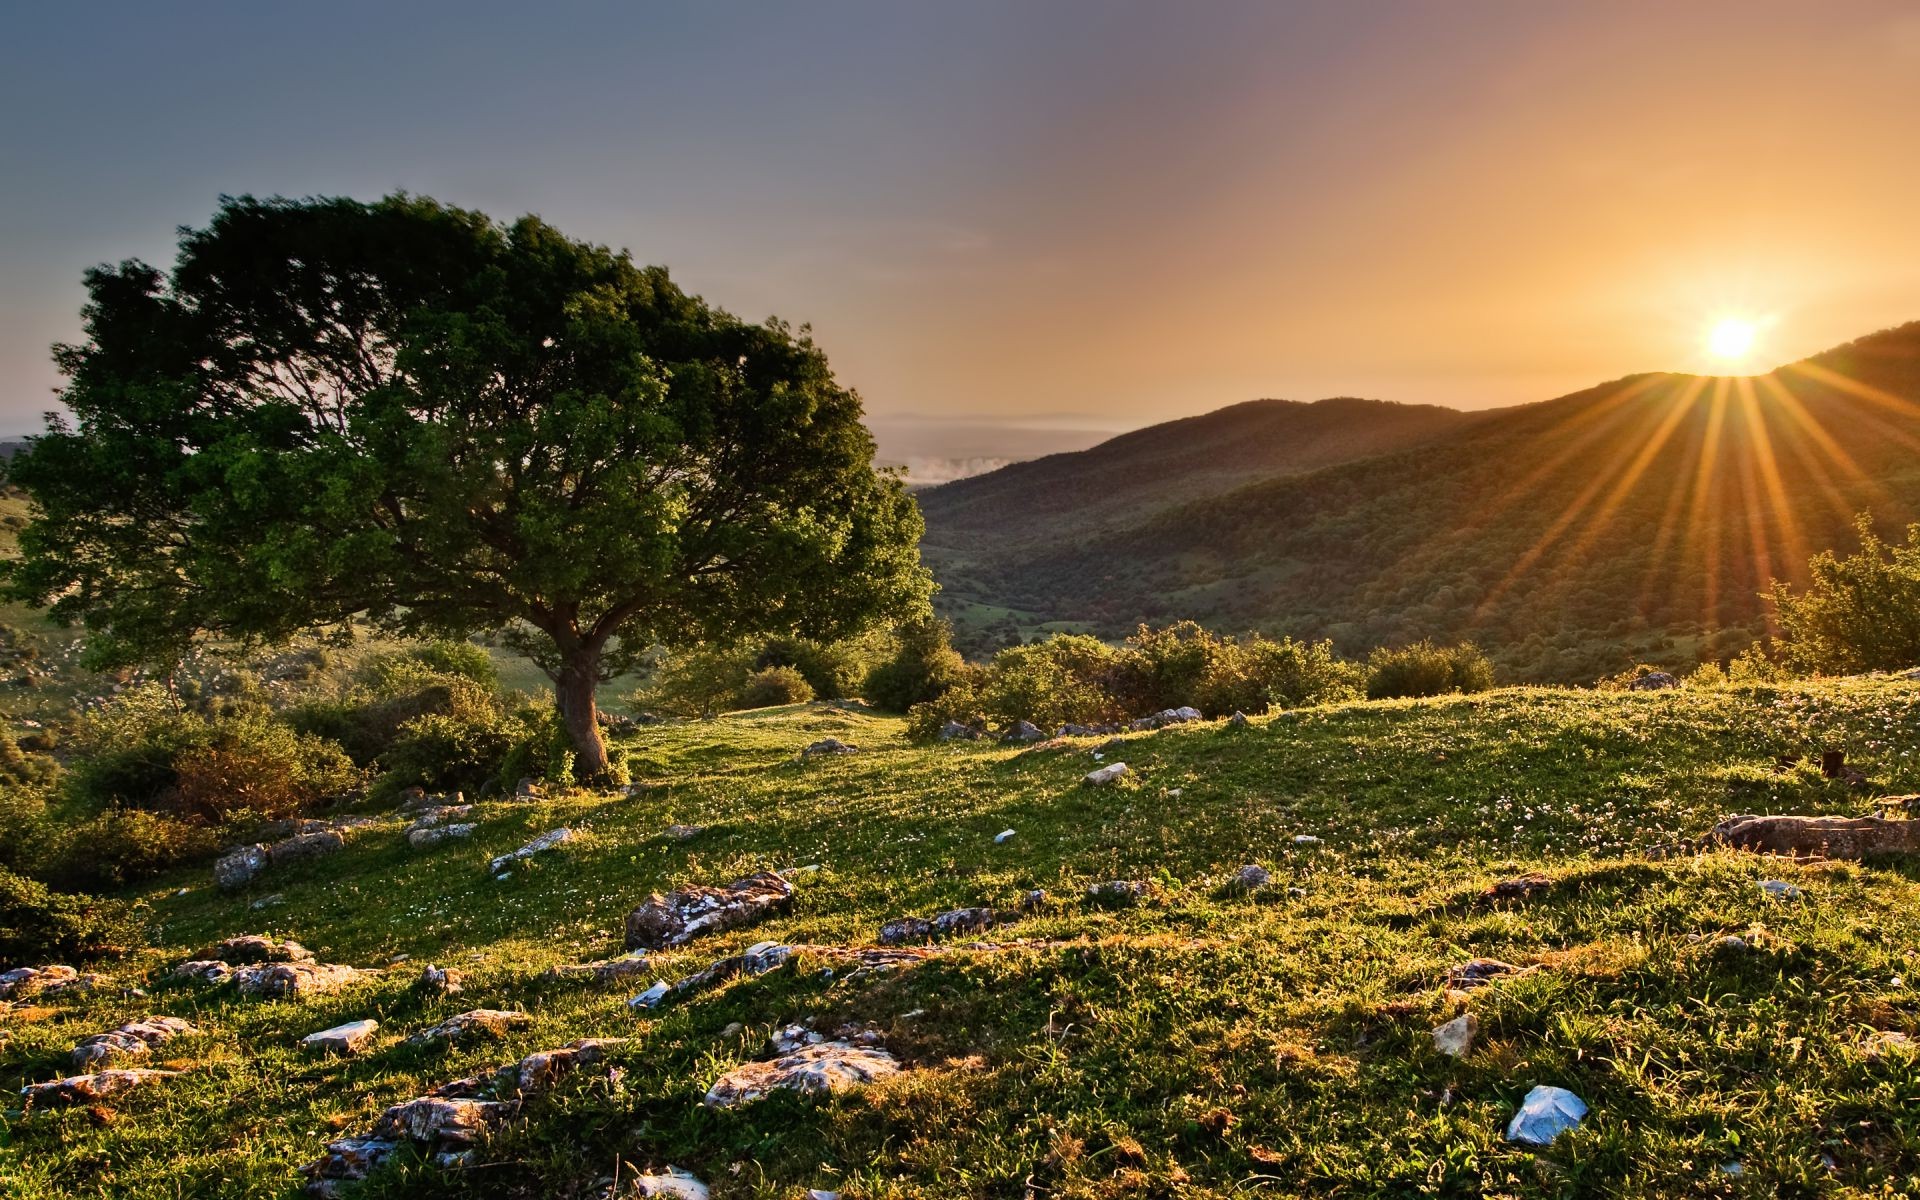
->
xmin=21 ymin=1068 xmax=180 ymax=1107
xmin=1083 ymin=762 xmax=1130 ymax=786
xmin=215 ymin=844 xmax=271 ymax=889
xmin=1505 ymin=1085 xmax=1587 ymax=1145
xmin=504 ymin=1038 xmax=626 ymax=1098
xmin=71 ymin=1016 xmax=196 ymax=1068
xmin=0 ymin=964 xmax=83 ymax=999
xmin=1628 ymin=672 xmax=1679 ymax=692
xmin=1000 ymin=720 xmax=1046 ymax=744
xmin=404 ymin=1009 xmax=532 ymax=1047
xmin=1086 ymin=879 xmax=1149 ymax=906
xmin=703 ymin=1040 xmax=902 ymax=1107
xmin=800 ymin=738 xmax=858 ymax=756
xmin=302 ymin=1019 xmax=379 ymax=1055
xmin=1130 ymin=706 xmax=1203 ymax=731
xmin=631 ymin=941 xmax=793 ymax=1009
xmin=624 ymin=870 xmax=794 ymax=950
xmin=418 ymin=963 xmax=465 ymax=994
xmin=877 ymin=916 xmax=934 ymax=945
xmin=1707 ymin=813 xmax=1920 ymax=859
xmin=302 ymin=1138 xmax=400 ymax=1198
xmin=233 ymin=961 xmax=364 ymax=999
xmin=489 ymin=827 xmax=576 ymax=875
xmin=937 ymin=720 xmax=983 ymax=742
xmin=545 ymin=954 xmax=653 ymax=986
xmin=1227 ymin=711 xmax=1251 ymax=728
xmin=168 ymin=959 xmax=234 ymax=985
xmin=1443 ymin=959 xmax=1526 ymax=990
xmin=1431 ymin=1013 xmax=1478 ymax=1058
xmin=1232 ymin=863 xmax=1271 ymax=891
xmin=1056 ymin=722 xmax=1123 ymax=738
xmin=370 ymin=1095 xmax=510 ymax=1146
xmin=210 ymin=934 xmax=314 ymax=964
xmin=269 ymin=830 xmax=346 ymax=863
xmin=409 ymin=823 xmax=477 ymax=849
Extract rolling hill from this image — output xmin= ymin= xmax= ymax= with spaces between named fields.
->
xmin=921 ymin=322 xmax=1920 ymax=680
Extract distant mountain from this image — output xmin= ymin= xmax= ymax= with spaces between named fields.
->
xmin=922 ymin=323 xmax=1920 ymax=680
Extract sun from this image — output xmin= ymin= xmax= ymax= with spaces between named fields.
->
xmin=1706 ymin=316 xmax=1760 ymax=364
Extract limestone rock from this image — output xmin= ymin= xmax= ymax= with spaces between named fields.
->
xmin=504 ymin=1037 xmax=626 ymax=1097
xmin=419 ymin=964 xmax=465 ymax=994
xmin=489 ymin=827 xmax=576 ymax=875
xmin=1227 ymin=711 xmax=1251 ymax=728
xmin=405 ymin=1008 xmax=532 ymax=1047
xmin=1087 ymin=879 xmax=1149 ymax=906
xmin=1432 ymin=1013 xmax=1478 ymax=1058
xmin=270 ymin=830 xmax=346 ymax=863
xmin=1232 ymin=864 xmax=1271 ymax=890
xmin=664 ymin=823 xmax=705 ymax=840
xmin=994 ymin=828 xmax=1017 ymax=844
xmin=169 ymin=959 xmax=234 ymax=985
xmin=1505 ymin=1084 xmax=1587 ymax=1145
xmin=303 ymin=1019 xmax=379 ymax=1055
xmin=0 ymin=964 xmax=92 ymax=999
xmin=546 ymin=954 xmax=652 ymax=986
xmin=21 ymin=1068 xmax=180 ymax=1107
xmin=1084 ymin=762 xmax=1130 ymax=786
xmin=1130 ymin=706 xmax=1202 ymax=731
xmin=301 ymin=1137 xmax=400 ymax=1198
xmin=1444 ymin=959 xmax=1525 ymax=990
xmin=624 ymin=870 xmax=794 ymax=950
xmin=408 ymin=823 xmax=477 ymax=849
xmin=1709 ymin=813 xmax=1920 ymax=860
xmin=1482 ymin=873 xmax=1553 ymax=901
xmin=211 ymin=934 xmax=314 ymax=964
xmin=704 ymin=1040 xmax=902 ymax=1107
xmin=370 ymin=1095 xmax=510 ymax=1146
xmin=215 ymin=844 xmax=271 ymax=889
xmin=71 ymin=1016 xmax=195 ymax=1068
xmin=937 ymin=720 xmax=983 ymax=741
xmin=800 ymin=737 xmax=858 ymax=756
xmin=1629 ymin=672 xmax=1678 ymax=691
xmin=233 ymin=961 xmax=364 ymax=999
xmin=619 ymin=1168 xmax=710 ymax=1199
xmin=1000 ymin=720 xmax=1046 ymax=744
xmin=1758 ymin=879 xmax=1803 ymax=900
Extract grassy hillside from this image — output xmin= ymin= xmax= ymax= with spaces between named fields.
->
xmin=8 ymin=681 xmax=1920 ymax=1197
xmin=924 ymin=324 xmax=1920 ymax=679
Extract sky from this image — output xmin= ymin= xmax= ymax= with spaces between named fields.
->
xmin=5 ymin=2 xmax=1920 ymax=448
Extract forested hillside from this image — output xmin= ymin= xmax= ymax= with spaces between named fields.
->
xmin=924 ymin=323 xmax=1920 ymax=680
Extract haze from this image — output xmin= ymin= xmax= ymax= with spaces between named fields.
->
xmin=5 ymin=1 xmax=1920 ymax=448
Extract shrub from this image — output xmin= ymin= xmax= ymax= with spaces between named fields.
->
xmin=1768 ymin=515 xmax=1920 ymax=674
xmin=166 ymin=720 xmax=358 ymax=823
xmin=980 ymin=635 xmax=1129 ymax=729
xmin=863 ymin=620 xmax=972 ymax=712
xmin=1365 ymin=640 xmax=1496 ymax=700
xmin=1202 ymin=635 xmax=1361 ymax=714
xmin=905 ymin=683 xmax=991 ymax=742
xmin=377 ymin=692 xmax=529 ymax=796
xmin=1113 ymin=622 xmax=1225 ymax=715
xmin=0 ymin=866 xmax=141 ymax=965
xmin=44 ymin=808 xmax=220 ymax=892
xmin=358 ymin=640 xmax=499 ymax=691
xmin=753 ymin=637 xmax=861 ymax=701
xmin=631 ymin=644 xmax=759 ymax=718
xmin=741 ymin=665 xmax=815 ymax=708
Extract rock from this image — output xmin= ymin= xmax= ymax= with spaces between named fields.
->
xmin=1057 ymin=722 xmax=1123 ymax=737
xmin=20 ymin=1068 xmax=180 ymax=1107
xmin=1232 ymin=863 xmax=1271 ymax=891
xmin=703 ymin=1040 xmax=903 ymax=1107
xmin=1862 ymin=1029 xmax=1914 ymax=1058
xmin=1084 ymin=762 xmax=1130 ymax=786
xmin=800 ymin=737 xmax=858 ymax=756
xmin=233 ymin=961 xmax=364 ymax=999
xmin=1444 ymin=959 xmax=1525 ymax=990
xmin=1086 ymin=879 xmax=1149 ymax=906
xmin=489 ymin=827 xmax=576 ymax=875
xmin=301 ymin=1136 xmax=400 ymax=1197
xmin=1130 ymin=706 xmax=1203 ymax=731
xmin=1708 ymin=813 xmax=1920 ymax=860
xmin=505 ymin=1038 xmax=626 ymax=1097
xmin=515 ymin=776 xmax=543 ymax=798
xmin=1291 ymin=834 xmax=1323 ymax=847
xmin=932 ymin=906 xmax=999 ymax=937
xmin=1227 ymin=711 xmax=1250 ymax=727
xmin=302 ymin=1019 xmax=379 ymax=1055
xmin=546 ymin=954 xmax=652 ymax=986
xmin=628 ymin=982 xmax=671 ymax=1009
xmin=419 ymin=964 xmax=465 ymax=994
xmin=1758 ymin=879 xmax=1803 ymax=900
xmin=370 ymin=1095 xmax=510 ymax=1146
xmin=624 ymin=870 xmax=794 ymax=950
xmin=1000 ymin=720 xmax=1046 ymax=744
xmin=269 ymin=830 xmax=346 ymax=863
xmin=249 ymin=893 xmax=286 ymax=910
xmin=407 ymin=805 xmax=474 ymax=829
xmin=1432 ymin=1013 xmax=1478 ymax=1058
xmin=210 ymin=934 xmax=314 ymax=964
xmin=994 ymin=828 xmax=1017 ymax=844
xmin=807 ymin=1192 xmax=842 ymax=1200
xmin=168 ymin=959 xmax=234 ymax=985
xmin=664 ymin=823 xmax=705 ymax=840
xmin=635 ymin=941 xmax=794 ymax=1009
xmin=71 ymin=1016 xmax=196 ymax=1068
xmin=1505 ymin=1084 xmax=1588 ymax=1145
xmin=404 ymin=1009 xmax=532 ymax=1047
xmin=878 ymin=916 xmax=934 ymax=945
xmin=215 ymin=843 xmax=271 ymax=889
xmin=408 ymin=823 xmax=477 ymax=849
xmin=1482 ymin=873 xmax=1553 ymax=901
xmin=622 ymin=1168 xmax=710 ymax=1199
xmin=0 ymin=964 xmax=80 ymax=999
xmin=937 ymin=720 xmax=983 ymax=742
xmin=1020 ymin=888 xmax=1049 ymax=913
xmin=1628 ymin=672 xmax=1678 ymax=691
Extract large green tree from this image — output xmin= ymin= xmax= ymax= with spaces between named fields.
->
xmin=1 ymin=194 xmax=930 ymax=776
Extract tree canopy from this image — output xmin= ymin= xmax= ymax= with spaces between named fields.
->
xmin=2 ymin=193 xmax=930 ymax=774
xmin=1768 ymin=514 xmax=1920 ymax=675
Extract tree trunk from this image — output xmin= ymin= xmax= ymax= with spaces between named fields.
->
xmin=554 ymin=652 xmax=610 ymax=781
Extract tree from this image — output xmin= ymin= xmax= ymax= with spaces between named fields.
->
xmin=1768 ymin=514 xmax=1920 ymax=674
xmin=1 ymin=194 xmax=930 ymax=777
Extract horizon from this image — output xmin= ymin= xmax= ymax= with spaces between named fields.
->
xmin=7 ymin=3 xmax=1920 ymax=444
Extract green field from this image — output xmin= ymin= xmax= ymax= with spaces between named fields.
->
xmin=7 ymin=680 xmax=1920 ymax=1197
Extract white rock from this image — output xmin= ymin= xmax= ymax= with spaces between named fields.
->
xmin=1292 ymin=834 xmax=1323 ymax=847
xmin=489 ymin=827 xmax=576 ymax=875
xmin=629 ymin=983 xmax=670 ymax=1010
xmin=629 ymin=1168 xmax=710 ymax=1199
xmin=994 ymin=829 xmax=1016 ymax=844
xmin=302 ymin=1019 xmax=379 ymax=1055
xmin=1758 ymin=879 xmax=1801 ymax=900
xmin=1505 ymin=1084 xmax=1587 ymax=1145
xmin=1083 ymin=762 xmax=1129 ymax=786
xmin=1432 ymin=1013 xmax=1478 ymax=1058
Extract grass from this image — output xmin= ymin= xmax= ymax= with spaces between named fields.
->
xmin=6 ymin=681 xmax=1920 ymax=1197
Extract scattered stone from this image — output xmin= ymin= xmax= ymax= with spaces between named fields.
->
xmin=1704 ymin=812 xmax=1918 ymax=860
xmin=1086 ymin=879 xmax=1149 ymax=906
xmin=1084 ymin=762 xmax=1130 ymax=786
xmin=1232 ymin=863 xmax=1271 ymax=891
xmin=1862 ymin=1029 xmax=1914 ymax=1058
xmin=489 ymin=827 xmax=576 ymax=875
xmin=168 ymin=959 xmax=235 ymax=986
xmin=1444 ymin=959 xmax=1526 ymax=990
xmin=877 ymin=916 xmax=933 ymax=945
xmin=1000 ymin=720 xmax=1046 ymax=744
xmin=302 ymin=1136 xmax=400 ymax=1198
xmin=937 ymin=720 xmax=983 ymax=742
xmin=1628 ymin=672 xmax=1678 ymax=692
xmin=371 ymin=1095 xmax=511 ymax=1146
xmin=1226 ymin=711 xmax=1251 ymax=728
xmin=215 ymin=844 xmax=271 ymax=889
xmin=1716 ymin=935 xmax=1750 ymax=951
xmin=664 ymin=823 xmax=705 ymax=841
xmin=408 ymin=805 xmax=474 ymax=829
xmin=1482 ymin=873 xmax=1553 ymax=901
xmin=1020 ymin=888 xmax=1049 ymax=913
xmin=233 ymin=961 xmax=365 ymax=999
xmin=408 ymin=823 xmax=477 ymax=849
xmin=628 ymin=982 xmax=671 ymax=1010
xmin=1432 ymin=1013 xmax=1478 ymax=1058
xmin=270 ymin=830 xmax=347 ymax=863
xmin=807 ymin=1191 xmax=842 ymax=1200
xmin=515 ymin=777 xmax=543 ymax=799
xmin=546 ymin=954 xmax=652 ymax=986
xmin=1130 ymin=706 xmax=1202 ymax=731
xmin=624 ymin=870 xmax=794 ymax=950
xmin=303 ymin=1019 xmax=379 ymax=1055
xmin=1 ymin=964 xmax=80 ymax=999
xmin=633 ymin=941 xmax=794 ymax=1009
xmin=704 ymin=1040 xmax=903 ymax=1107
xmin=1292 ymin=834 xmax=1323 ymax=847
xmin=618 ymin=1168 xmax=710 ymax=1199
xmin=405 ymin=1009 xmax=532 ymax=1047
xmin=1758 ymin=879 xmax=1803 ymax=900
xmin=71 ymin=1016 xmax=195 ymax=1068
xmin=1505 ymin=1084 xmax=1588 ymax=1145
xmin=994 ymin=828 xmax=1017 ymax=844
xmin=419 ymin=964 xmax=465 ymax=994
xmin=249 ymin=893 xmax=286 ymax=910
xmin=1057 ymin=722 xmax=1124 ymax=737
xmin=211 ymin=934 xmax=314 ymax=964
xmin=503 ymin=1038 xmax=626 ymax=1098
xmin=20 ymin=1068 xmax=180 ymax=1107
xmin=800 ymin=738 xmax=858 ymax=757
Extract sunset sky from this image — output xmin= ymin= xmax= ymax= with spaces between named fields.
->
xmin=5 ymin=2 xmax=1920 ymax=445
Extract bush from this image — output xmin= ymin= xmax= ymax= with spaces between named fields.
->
xmin=753 ymin=637 xmax=863 ymax=701
xmin=377 ymin=690 xmax=530 ymax=796
xmin=740 ymin=665 xmax=815 ymax=708
xmin=43 ymin=808 xmax=220 ymax=892
xmin=631 ymin=644 xmax=759 ymax=718
xmin=980 ymin=635 xmax=1129 ymax=729
xmin=1202 ymin=634 xmax=1362 ymax=714
xmin=905 ymin=683 xmax=991 ymax=742
xmin=1365 ymin=640 xmax=1496 ymax=700
xmin=863 ymin=620 xmax=972 ymax=712
xmin=1768 ymin=515 xmax=1920 ymax=674
xmin=0 ymin=866 xmax=141 ymax=965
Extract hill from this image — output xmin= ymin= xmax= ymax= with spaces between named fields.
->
xmin=8 ymin=684 xmax=1920 ymax=1195
xmin=923 ymin=323 xmax=1920 ymax=679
